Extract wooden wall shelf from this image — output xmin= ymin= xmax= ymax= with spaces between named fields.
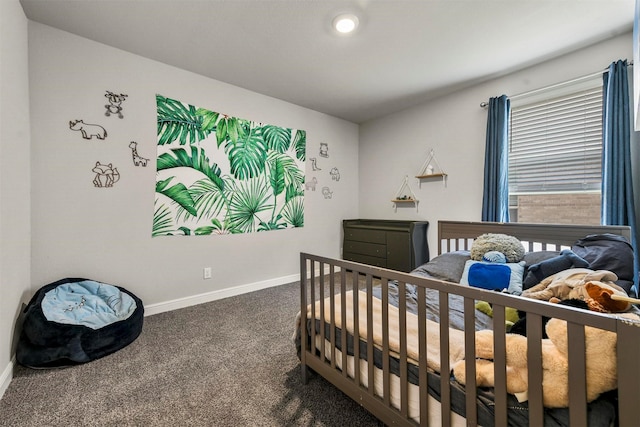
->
xmin=416 ymin=150 xmax=447 ymax=188
xmin=416 ymin=173 xmax=447 ymax=179
xmin=392 ymin=175 xmax=419 ymax=211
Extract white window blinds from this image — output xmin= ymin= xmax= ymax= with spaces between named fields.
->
xmin=508 ymin=80 xmax=603 ymax=194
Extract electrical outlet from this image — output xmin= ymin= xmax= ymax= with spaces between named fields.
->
xmin=203 ymin=267 xmax=212 ymax=279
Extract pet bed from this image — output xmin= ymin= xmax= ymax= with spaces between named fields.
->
xmin=17 ymin=278 xmax=144 ymax=368
xmin=296 ymin=221 xmax=640 ymax=426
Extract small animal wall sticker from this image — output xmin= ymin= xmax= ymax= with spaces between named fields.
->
xmin=319 ymin=142 xmax=329 ymax=158
xmin=128 ymin=141 xmax=149 ymax=167
xmin=305 ymin=177 xmax=318 ymax=191
xmin=321 ymin=187 xmax=333 ymax=199
xmin=69 ymin=120 xmax=107 ymax=140
xmin=104 ymin=91 xmax=128 ymax=119
xmin=310 ymin=157 xmax=321 ymax=171
xmin=92 ymin=161 xmax=120 ymax=188
xmin=329 ymin=167 xmax=340 ymax=181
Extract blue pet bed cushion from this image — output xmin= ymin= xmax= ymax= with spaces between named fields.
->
xmin=41 ymin=280 xmax=137 ymax=329
xmin=17 ymin=278 xmax=143 ymax=368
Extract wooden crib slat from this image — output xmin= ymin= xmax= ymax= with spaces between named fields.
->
xmin=366 ymin=274 xmax=375 ymax=396
xmin=309 ymin=259 xmax=316 ymax=368
xmin=352 ymin=271 xmax=360 ymax=386
xmin=381 ymin=278 xmax=391 ymax=407
xmin=340 ymin=268 xmax=348 ymax=378
xmin=463 ymin=297 xmax=478 ymax=426
xmin=329 ymin=264 xmax=336 ymax=369
xmin=567 ymin=322 xmax=587 ymax=427
xmin=300 ymin=255 xmax=308 ymax=384
xmin=319 ymin=263 xmax=326 ymax=363
xmin=398 ymin=281 xmax=409 ymax=417
xmin=526 ymin=312 xmax=545 ymax=426
xmin=491 ymin=305 xmax=508 ymax=426
xmin=417 ymin=286 xmax=428 ymax=425
xmin=439 ymin=291 xmax=451 ymax=427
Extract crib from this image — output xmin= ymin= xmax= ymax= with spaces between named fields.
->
xmin=296 ymin=221 xmax=640 ymax=426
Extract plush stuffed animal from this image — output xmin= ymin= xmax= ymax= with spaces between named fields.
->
xmin=521 ymin=268 xmax=625 ymax=303
xmin=452 ymin=312 xmax=640 ymax=408
xmin=475 ymin=300 xmax=520 ymax=330
xmin=470 ymin=233 xmax=525 ymax=263
xmin=584 ymin=282 xmax=632 ymax=312
xmin=481 ymin=250 xmax=507 ymax=263
xmin=510 ymin=281 xmax=634 ymax=340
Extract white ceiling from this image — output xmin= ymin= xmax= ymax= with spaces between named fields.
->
xmin=20 ymin=0 xmax=635 ymax=123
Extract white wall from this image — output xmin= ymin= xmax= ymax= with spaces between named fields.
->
xmin=28 ymin=22 xmax=359 ymax=312
xmin=359 ymin=32 xmax=634 ymax=255
xmin=0 ymin=0 xmax=31 ymax=398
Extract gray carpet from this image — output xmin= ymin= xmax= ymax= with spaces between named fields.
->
xmin=0 ymin=281 xmax=384 ymax=427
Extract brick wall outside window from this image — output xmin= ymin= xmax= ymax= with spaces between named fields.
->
xmin=511 ymin=193 xmax=601 ymax=225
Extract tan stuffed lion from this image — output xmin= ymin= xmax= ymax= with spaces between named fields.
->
xmin=452 ymin=313 xmax=639 ymax=408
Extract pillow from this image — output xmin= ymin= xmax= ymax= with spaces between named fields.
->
xmin=412 ymin=251 xmax=470 ymax=283
xmin=523 ymin=250 xmax=561 ymax=266
xmin=460 ymin=260 xmax=525 ymax=294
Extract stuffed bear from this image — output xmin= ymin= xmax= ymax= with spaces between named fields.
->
xmin=452 ymin=312 xmax=640 ymax=408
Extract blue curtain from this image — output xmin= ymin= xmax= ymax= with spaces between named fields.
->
xmin=602 ymin=59 xmax=639 ymax=295
xmin=482 ymin=95 xmax=510 ymax=222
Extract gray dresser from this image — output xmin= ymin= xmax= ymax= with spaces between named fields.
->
xmin=342 ymin=219 xmax=429 ymax=272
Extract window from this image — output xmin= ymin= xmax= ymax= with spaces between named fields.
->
xmin=508 ymin=75 xmax=603 ymax=225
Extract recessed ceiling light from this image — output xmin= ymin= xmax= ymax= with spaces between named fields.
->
xmin=333 ymin=14 xmax=359 ymax=34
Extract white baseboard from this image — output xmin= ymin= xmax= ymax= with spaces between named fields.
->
xmin=143 ymin=273 xmax=300 ymax=316
xmin=0 ymin=356 xmax=15 ymax=400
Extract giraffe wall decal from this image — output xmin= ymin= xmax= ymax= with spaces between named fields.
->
xmin=128 ymin=141 xmax=149 ymax=167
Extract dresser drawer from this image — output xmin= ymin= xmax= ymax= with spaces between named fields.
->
xmin=344 ymin=228 xmax=386 ymax=244
xmin=343 ymin=252 xmax=386 ymax=268
xmin=344 ymin=240 xmax=386 ymax=258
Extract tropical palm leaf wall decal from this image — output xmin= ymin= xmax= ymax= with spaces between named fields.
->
xmin=154 ymin=95 xmax=306 ymax=236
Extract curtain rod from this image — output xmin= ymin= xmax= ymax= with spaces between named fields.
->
xmin=479 ymin=61 xmax=633 ymax=108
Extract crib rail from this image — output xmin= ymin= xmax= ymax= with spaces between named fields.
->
xmin=299 ymin=252 xmax=640 ymax=427
xmin=437 ymin=221 xmax=632 ymax=254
